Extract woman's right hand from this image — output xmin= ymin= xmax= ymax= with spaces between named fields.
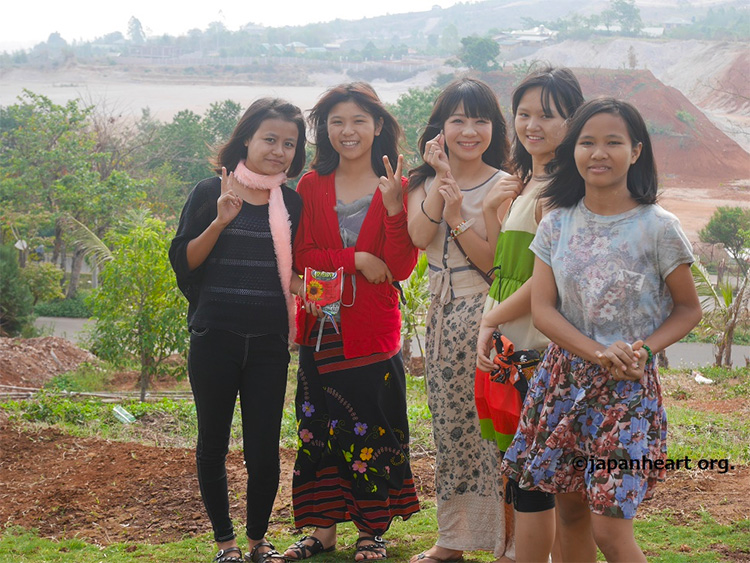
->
xmin=216 ymin=167 xmax=243 ymax=227
xmin=476 ymin=320 xmax=498 ymax=373
xmin=484 ymin=175 xmax=523 ymax=220
xmin=423 ymin=132 xmax=451 ymax=178
xmin=355 ymin=252 xmax=393 ymax=284
xmin=595 ymin=340 xmax=644 ymax=381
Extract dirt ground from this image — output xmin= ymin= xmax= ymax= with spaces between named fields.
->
xmin=0 ymin=338 xmax=749 ymax=553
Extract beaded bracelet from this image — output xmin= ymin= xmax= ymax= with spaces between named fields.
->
xmin=421 ymin=199 xmax=442 ymax=224
xmin=642 ymin=344 xmax=653 ymax=363
xmin=448 ymin=218 xmax=474 ymax=241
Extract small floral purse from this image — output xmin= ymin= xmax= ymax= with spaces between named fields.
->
xmin=304 ymin=267 xmax=345 ymax=351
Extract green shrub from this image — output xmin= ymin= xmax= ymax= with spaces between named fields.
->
xmin=20 ymin=261 xmax=65 ymax=305
xmin=34 ymin=291 xmax=92 ymax=317
xmin=0 ymin=245 xmax=34 ymax=336
xmin=676 ymin=109 xmax=696 ymax=126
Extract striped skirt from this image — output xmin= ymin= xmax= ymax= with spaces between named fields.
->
xmin=291 ymin=323 xmax=420 ymax=534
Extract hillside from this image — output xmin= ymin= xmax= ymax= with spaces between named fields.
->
xmin=483 ymin=67 xmax=749 ymax=186
xmin=511 ymin=39 xmax=750 ymax=151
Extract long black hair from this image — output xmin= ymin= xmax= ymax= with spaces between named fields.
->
xmin=213 ymin=98 xmax=306 ymax=178
xmin=511 ymin=65 xmax=584 ymax=182
xmin=308 ymin=82 xmax=402 ymax=177
xmin=541 ymin=97 xmax=658 ymax=209
xmin=408 ymin=78 xmax=509 ymax=191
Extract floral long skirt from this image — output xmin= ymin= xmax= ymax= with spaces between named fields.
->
xmin=424 ymin=292 xmax=513 ymax=558
xmin=501 ymin=343 xmax=667 ymax=519
xmin=291 ymin=324 xmax=420 ymax=535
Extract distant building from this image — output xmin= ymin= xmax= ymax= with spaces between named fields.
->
xmin=494 ymin=25 xmax=557 ymax=48
xmin=285 ymin=42 xmax=308 ymax=54
xmin=664 ymin=18 xmax=692 ymax=30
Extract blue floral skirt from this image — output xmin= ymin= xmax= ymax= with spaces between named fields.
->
xmin=501 ymin=343 xmax=667 ymax=519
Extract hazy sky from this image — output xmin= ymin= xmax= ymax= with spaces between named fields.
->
xmin=1 ymin=0 xmax=457 ymax=52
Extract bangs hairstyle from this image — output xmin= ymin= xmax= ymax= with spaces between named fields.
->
xmin=409 ymin=78 xmax=509 ymax=191
xmin=541 ymin=97 xmax=658 ymax=209
xmin=213 ymin=98 xmax=306 ymax=178
xmin=511 ymin=65 xmax=584 ymax=182
xmin=308 ymin=82 xmax=403 ymax=177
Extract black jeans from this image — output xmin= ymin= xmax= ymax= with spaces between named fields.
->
xmin=188 ymin=327 xmax=290 ymax=542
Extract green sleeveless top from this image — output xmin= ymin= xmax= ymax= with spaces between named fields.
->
xmin=484 ymin=181 xmax=548 ymax=351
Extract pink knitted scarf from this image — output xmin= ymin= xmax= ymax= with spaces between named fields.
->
xmin=233 ymin=160 xmax=296 ymax=340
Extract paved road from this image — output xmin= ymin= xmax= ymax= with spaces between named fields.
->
xmin=35 ymin=316 xmax=93 ymax=345
xmin=35 ymin=317 xmax=749 ymax=369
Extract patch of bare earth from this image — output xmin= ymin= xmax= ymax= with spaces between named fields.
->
xmin=0 ymin=418 xmax=436 ymax=544
xmin=0 ymin=337 xmax=747 ymax=549
xmin=0 ymin=337 xmax=96 ymax=389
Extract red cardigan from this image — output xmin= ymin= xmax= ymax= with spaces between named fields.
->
xmin=293 ymin=170 xmax=418 ymax=358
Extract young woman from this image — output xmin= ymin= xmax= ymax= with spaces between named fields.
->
xmin=501 ymin=98 xmax=702 ymax=562
xmin=170 ymin=99 xmax=320 ymax=563
xmin=474 ymin=66 xmax=584 ymax=562
xmin=407 ymin=78 xmax=515 ymax=563
xmin=283 ymin=82 xmax=419 ymax=562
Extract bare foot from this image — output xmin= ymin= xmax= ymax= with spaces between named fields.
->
xmin=409 ymin=545 xmax=464 ymax=563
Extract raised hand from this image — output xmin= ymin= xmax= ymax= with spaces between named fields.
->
xmin=378 ymin=154 xmax=405 ymax=216
xmin=423 ymin=132 xmax=451 ymax=178
xmin=216 ymin=166 xmax=243 ymax=227
xmin=437 ymin=172 xmax=463 ymax=227
xmin=485 ymin=175 xmax=523 ymax=221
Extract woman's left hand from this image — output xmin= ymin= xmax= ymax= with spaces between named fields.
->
xmin=596 ymin=340 xmax=647 ymax=381
xmin=437 ymin=172 xmax=464 ymax=226
xmin=378 ymin=154 xmax=404 ymax=216
xmin=302 ymin=299 xmax=325 ymax=318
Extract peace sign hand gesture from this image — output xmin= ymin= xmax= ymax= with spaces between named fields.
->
xmin=216 ymin=166 xmax=243 ymax=227
xmin=378 ymin=154 xmax=405 ymax=216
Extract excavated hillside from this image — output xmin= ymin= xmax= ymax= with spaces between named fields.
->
xmin=484 ymin=68 xmax=750 ymax=188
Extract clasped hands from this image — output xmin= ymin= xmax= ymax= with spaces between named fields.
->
xmin=595 ymin=340 xmax=649 ymax=382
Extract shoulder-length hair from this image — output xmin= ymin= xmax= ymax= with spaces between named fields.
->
xmin=213 ymin=98 xmax=306 ymax=178
xmin=511 ymin=65 xmax=584 ymax=182
xmin=541 ymin=97 xmax=658 ymax=209
xmin=408 ymin=77 xmax=509 ymax=191
xmin=308 ymin=82 xmax=403 ymax=177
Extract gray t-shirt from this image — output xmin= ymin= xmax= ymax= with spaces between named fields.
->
xmin=530 ymin=200 xmax=694 ymax=347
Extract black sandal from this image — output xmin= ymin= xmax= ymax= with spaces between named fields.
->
xmin=355 ymin=536 xmax=387 ymax=560
xmin=214 ymin=547 xmax=243 ymax=562
xmin=246 ymin=541 xmax=286 ymax=563
xmin=285 ymin=535 xmax=336 ymax=560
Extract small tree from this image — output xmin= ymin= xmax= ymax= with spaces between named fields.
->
xmin=699 ymin=207 xmax=750 ymax=276
xmin=20 ymin=262 xmax=64 ymax=305
xmin=127 ymin=17 xmax=146 ymax=45
xmin=88 ymin=214 xmax=188 ymax=400
xmin=458 ymin=36 xmax=500 ymax=71
xmin=607 ymin=0 xmax=643 ymax=35
xmin=692 ymin=260 xmax=749 ymax=367
xmin=401 ymin=253 xmax=430 ymax=375
xmin=0 ymin=245 xmax=34 ymax=337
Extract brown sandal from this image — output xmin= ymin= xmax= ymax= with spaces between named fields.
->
xmin=214 ymin=547 xmax=243 ymax=562
xmin=285 ymin=535 xmax=336 ymax=560
xmin=246 ymin=541 xmax=285 ymax=563
xmin=355 ymin=536 xmax=387 ymax=560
